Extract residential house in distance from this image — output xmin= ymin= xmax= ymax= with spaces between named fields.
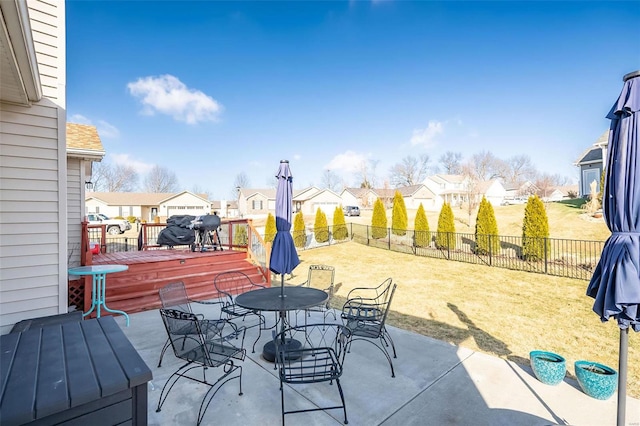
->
xmin=574 ymin=130 xmax=609 ymax=198
xmin=0 ymin=0 xmax=68 ymax=333
xmin=237 ymin=187 xmax=343 ymax=218
xmin=503 ymin=181 xmax=539 ymax=199
xmin=66 ymin=123 xmax=105 ymax=267
xmin=424 ymin=174 xmax=506 ymax=208
xmin=340 ymin=187 xmax=378 ymax=208
xmin=86 ymin=191 xmax=211 ymax=222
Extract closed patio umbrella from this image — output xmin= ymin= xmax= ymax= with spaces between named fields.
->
xmin=269 ymin=160 xmax=300 ymax=298
xmin=586 ymin=70 xmax=640 ymax=426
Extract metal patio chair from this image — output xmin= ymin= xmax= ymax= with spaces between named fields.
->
xmin=157 ymin=281 xmax=224 ymax=367
xmin=214 ymin=271 xmax=267 ymax=352
xmin=295 ymin=264 xmax=338 ymax=323
xmin=341 ymin=278 xmax=398 ymax=377
xmin=274 ymin=323 xmax=352 ymax=425
xmin=156 ymin=308 xmax=246 ymax=426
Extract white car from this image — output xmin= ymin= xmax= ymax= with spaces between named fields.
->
xmin=87 ymin=213 xmax=132 ymax=235
xmin=501 ymin=197 xmax=528 ymax=206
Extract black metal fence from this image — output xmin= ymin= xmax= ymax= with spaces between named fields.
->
xmin=346 ymin=223 xmax=604 ymax=281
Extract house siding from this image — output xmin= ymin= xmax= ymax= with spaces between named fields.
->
xmin=0 ymin=0 xmax=66 ymax=334
xmin=67 ymin=158 xmax=82 ymax=268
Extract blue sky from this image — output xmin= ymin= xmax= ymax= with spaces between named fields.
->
xmin=66 ymin=1 xmax=640 ymax=199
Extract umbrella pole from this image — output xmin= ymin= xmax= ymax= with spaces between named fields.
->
xmin=617 ymin=327 xmax=628 ymax=426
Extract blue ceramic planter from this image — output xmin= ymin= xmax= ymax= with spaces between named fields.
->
xmin=574 ymin=361 xmax=618 ymax=400
xmin=529 ymin=350 xmax=566 ymax=385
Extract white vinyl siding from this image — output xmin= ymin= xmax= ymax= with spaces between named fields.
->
xmin=0 ymin=0 xmax=66 ymax=334
xmin=67 ymin=158 xmax=82 ymax=268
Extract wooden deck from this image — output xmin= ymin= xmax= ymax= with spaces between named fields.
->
xmin=72 ymin=249 xmax=270 ymax=317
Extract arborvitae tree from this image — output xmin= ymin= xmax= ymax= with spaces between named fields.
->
xmin=293 ymin=211 xmax=306 ymax=248
xmin=314 ymin=208 xmax=329 ymax=243
xmin=598 ymin=168 xmax=605 ymax=206
xmin=264 ymin=212 xmax=276 ymax=243
xmin=391 ymin=190 xmax=408 ymax=236
xmin=414 ymin=203 xmax=430 ymax=247
xmin=233 ymin=224 xmax=247 ymax=246
xmin=475 ymin=196 xmax=500 ymax=255
xmin=333 ymin=206 xmax=348 ymax=240
xmin=371 ymin=198 xmax=388 ymax=239
xmin=522 ymin=195 xmax=550 ymax=260
xmin=436 ymin=202 xmax=456 ymax=249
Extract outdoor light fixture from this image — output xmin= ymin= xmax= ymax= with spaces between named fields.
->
xmin=85 ymin=181 xmax=93 ymax=190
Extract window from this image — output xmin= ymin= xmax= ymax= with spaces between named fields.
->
xmin=252 ymin=200 xmax=263 ymax=210
xmin=582 ymin=168 xmax=600 ymax=197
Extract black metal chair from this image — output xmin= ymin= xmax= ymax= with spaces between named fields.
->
xmin=295 ymin=264 xmax=338 ymax=323
xmin=341 ymin=278 xmax=398 ymax=377
xmin=156 ymin=308 xmax=246 ymax=426
xmin=157 ymin=281 xmax=224 ymax=367
xmin=214 ymin=271 xmax=267 ymax=352
xmin=274 ymin=323 xmax=352 ymax=425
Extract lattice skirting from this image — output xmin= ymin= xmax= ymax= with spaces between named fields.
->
xmin=68 ymin=279 xmax=84 ymax=310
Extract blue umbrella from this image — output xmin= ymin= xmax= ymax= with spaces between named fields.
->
xmin=269 ymin=160 xmax=300 ymax=298
xmin=587 ymin=70 xmax=640 ymax=426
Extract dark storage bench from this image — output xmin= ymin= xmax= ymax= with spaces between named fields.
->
xmin=9 ymin=311 xmax=83 ymax=333
xmin=0 ymin=316 xmax=152 ymax=425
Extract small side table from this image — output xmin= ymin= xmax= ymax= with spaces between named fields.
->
xmin=68 ymin=264 xmax=130 ymax=326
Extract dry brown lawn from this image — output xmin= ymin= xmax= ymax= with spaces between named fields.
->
xmin=283 ymin=241 xmax=639 ymax=398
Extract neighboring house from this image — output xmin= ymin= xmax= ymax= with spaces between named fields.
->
xmin=211 ymin=199 xmax=239 ymax=218
xmin=424 ymin=174 xmax=506 ymax=208
xmin=67 ymin=123 xmax=105 ymax=268
xmin=575 ymin=130 xmax=609 ymax=198
xmin=237 ymin=186 xmax=342 ymax=217
xmin=340 ymin=187 xmax=378 ymax=208
xmin=0 ymin=1 xmax=67 ymax=333
xmin=475 ymin=180 xmax=507 ymax=206
xmin=503 ymin=181 xmax=539 ymax=198
xmin=86 ymin=191 xmax=211 ymax=222
xmin=543 ymin=185 xmax=579 ymax=202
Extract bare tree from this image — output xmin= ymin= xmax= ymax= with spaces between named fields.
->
xmin=389 ymin=154 xmax=430 ymax=187
xmin=505 ymin=155 xmax=538 ymax=186
xmin=355 ymin=159 xmax=379 ymax=189
xmin=534 ymin=173 xmax=570 ymax=200
xmin=460 ymin=162 xmax=481 ymax=224
xmin=467 ymin=151 xmax=507 ymax=181
xmin=439 ymin=151 xmax=463 ymax=174
xmin=143 ymin=165 xmax=179 ymax=193
xmin=233 ymin=172 xmax=250 ymax=189
xmin=321 ymin=170 xmax=342 ymax=193
xmin=191 ymin=185 xmax=212 ymax=200
xmin=91 ymin=161 xmax=139 ymax=192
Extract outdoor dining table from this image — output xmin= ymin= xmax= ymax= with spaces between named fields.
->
xmin=235 ymin=286 xmax=328 ymax=362
xmin=68 ymin=264 xmax=130 ymax=326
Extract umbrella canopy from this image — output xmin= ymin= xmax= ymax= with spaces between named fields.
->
xmin=269 ymin=160 xmax=300 ymax=283
xmin=586 ymin=70 xmax=640 ymax=426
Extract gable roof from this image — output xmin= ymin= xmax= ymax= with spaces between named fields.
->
xmin=574 ymin=130 xmax=609 ymax=165
xmin=87 ymin=192 xmax=175 ymax=205
xmin=66 ymin=123 xmax=105 ymax=160
xmin=430 ymin=174 xmax=466 ymax=184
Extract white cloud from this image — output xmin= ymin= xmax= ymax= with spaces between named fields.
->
xmin=127 ymin=75 xmax=223 ymax=124
xmin=325 ymin=150 xmax=368 ymax=173
xmin=110 ymin=153 xmax=154 ymax=174
xmin=293 ymin=154 xmax=301 ymax=161
xmin=410 ymin=120 xmax=444 ymax=147
xmin=68 ymin=114 xmax=120 ymax=139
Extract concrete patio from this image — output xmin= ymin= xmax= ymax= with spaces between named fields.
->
xmin=116 ymin=304 xmax=640 ymax=426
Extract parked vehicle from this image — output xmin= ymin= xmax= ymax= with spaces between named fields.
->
xmin=87 ymin=213 xmax=132 ymax=235
xmin=343 ymin=206 xmax=360 ymax=217
xmin=501 ymin=197 xmax=528 ymax=206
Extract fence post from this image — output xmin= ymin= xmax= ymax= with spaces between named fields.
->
xmin=447 ymin=232 xmax=451 ymax=259
xmin=388 ymin=227 xmax=391 ymax=250
xmin=367 ymin=225 xmax=370 ymax=245
xmin=488 ymin=234 xmax=492 ymax=266
xmin=125 ymin=238 xmax=129 ymax=252
xmin=544 ymin=237 xmax=548 ymax=274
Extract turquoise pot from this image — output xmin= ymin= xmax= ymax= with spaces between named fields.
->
xmin=574 ymin=361 xmax=618 ymax=400
xmin=529 ymin=350 xmax=566 ymax=385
